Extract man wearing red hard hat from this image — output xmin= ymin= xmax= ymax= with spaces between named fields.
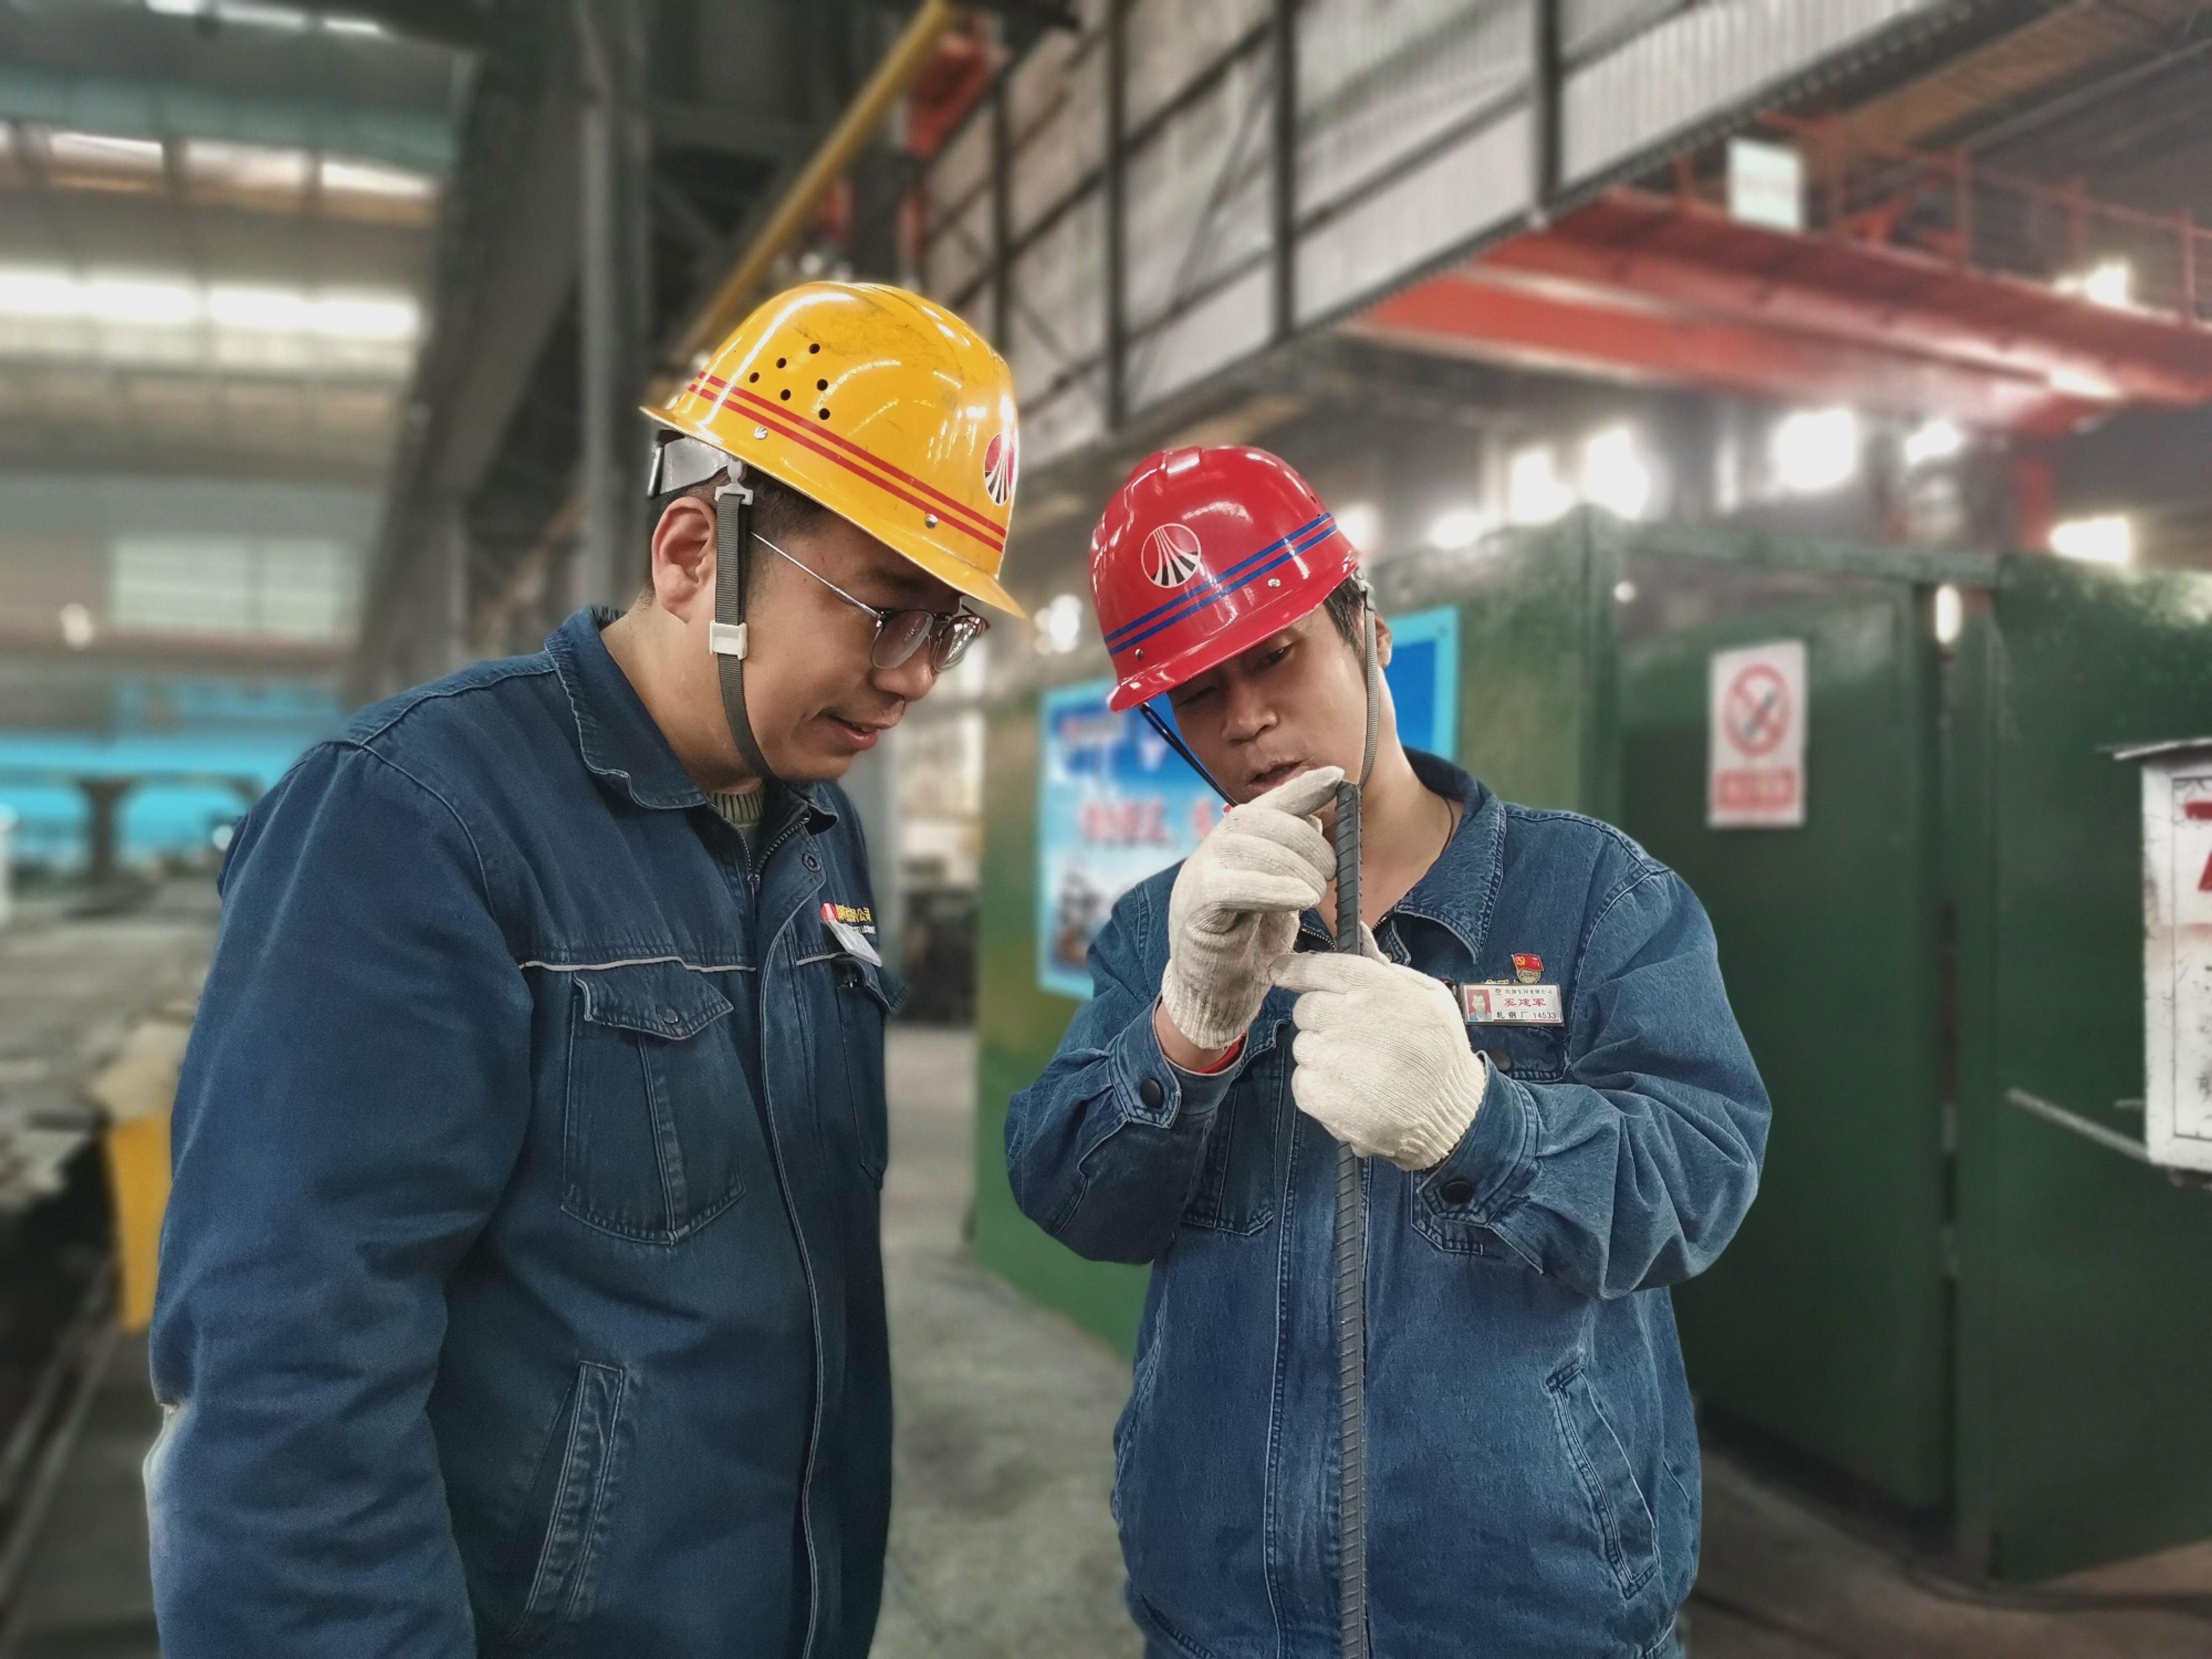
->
xmin=1006 ymin=446 xmax=1770 ymax=1657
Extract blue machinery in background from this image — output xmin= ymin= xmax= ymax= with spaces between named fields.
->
xmin=0 ymin=681 xmax=341 ymax=878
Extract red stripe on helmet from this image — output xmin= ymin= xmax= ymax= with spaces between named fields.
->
xmin=685 ymin=373 xmax=1005 ymax=549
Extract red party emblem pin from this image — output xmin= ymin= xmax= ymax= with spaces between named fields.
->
xmin=1511 ymin=953 xmax=1543 ymax=984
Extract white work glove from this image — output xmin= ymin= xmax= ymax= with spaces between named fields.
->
xmin=1159 ymin=766 xmax=1343 ymax=1052
xmin=1271 ymin=936 xmax=1488 ymax=1171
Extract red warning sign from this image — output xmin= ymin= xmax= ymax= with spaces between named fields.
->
xmin=1709 ymin=640 xmax=1807 ymax=828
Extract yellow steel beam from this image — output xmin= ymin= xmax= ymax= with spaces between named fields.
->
xmin=667 ymin=0 xmax=961 ymax=373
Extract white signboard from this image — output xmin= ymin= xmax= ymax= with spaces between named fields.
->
xmin=1708 ymin=640 xmax=1807 ymax=830
xmin=1726 ymin=138 xmax=1805 ymax=233
xmin=2138 ymin=752 xmax=2212 ymax=1172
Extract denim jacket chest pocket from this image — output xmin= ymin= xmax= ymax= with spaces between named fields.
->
xmin=559 ymin=961 xmax=753 ymax=1244
xmin=1468 ymin=1020 xmax=1568 ymax=1083
xmin=811 ymin=943 xmax=907 ymax=1186
xmin=1181 ymin=1021 xmax=1285 ymax=1236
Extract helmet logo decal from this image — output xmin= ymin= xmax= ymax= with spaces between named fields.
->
xmin=1142 ymin=523 xmax=1204 ymax=588
xmin=984 ymin=430 xmax=1018 ymax=507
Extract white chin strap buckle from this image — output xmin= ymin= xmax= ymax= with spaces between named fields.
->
xmin=709 ymin=621 xmax=749 ymax=660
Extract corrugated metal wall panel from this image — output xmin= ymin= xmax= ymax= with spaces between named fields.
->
xmin=925 ymin=190 xmax=992 ymax=314
xmin=1561 ymin=0 xmax=1688 ymax=58
xmin=1562 ymin=0 xmax=1939 ymax=183
xmin=1298 ymin=105 xmax=1531 ymax=323
xmin=1022 ymin=371 xmax=1110 ymax=469
xmin=1123 ymin=51 xmax=1273 ymax=336
xmin=1127 ymin=263 xmax=1273 ymax=411
xmin=927 ymin=103 xmax=992 ymax=230
xmin=1297 ymin=0 xmax=1530 ymax=219
xmin=1126 ymin=0 xmax=1270 ymax=132
xmin=1008 ymin=193 xmax=1105 ymax=403
xmin=1008 ymin=26 xmax=1107 ymax=239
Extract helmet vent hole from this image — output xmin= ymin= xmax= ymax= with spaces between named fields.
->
xmin=808 ymin=343 xmax=821 ymax=353
xmin=776 ymin=357 xmax=787 ymax=368
xmin=818 ymin=408 xmax=831 ymax=420
xmin=748 ymin=372 xmax=758 ymax=383
xmin=816 ymin=378 xmax=828 ymax=391
xmin=780 ymin=389 xmax=791 ymax=401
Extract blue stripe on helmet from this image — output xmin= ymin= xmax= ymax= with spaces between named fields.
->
xmin=1103 ymin=513 xmax=1331 ymax=648
xmin=1110 ymin=518 xmax=1340 ymax=654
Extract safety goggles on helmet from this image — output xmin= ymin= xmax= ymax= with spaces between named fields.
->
xmin=752 ymin=531 xmax=987 ymax=674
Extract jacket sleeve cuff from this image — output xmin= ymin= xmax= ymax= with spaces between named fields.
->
xmin=1416 ymin=1061 xmax=1534 ymax=1223
xmin=1109 ymin=1004 xmax=1243 ymax=1131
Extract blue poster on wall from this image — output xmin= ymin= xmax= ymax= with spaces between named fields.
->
xmin=1035 ymin=680 xmax=1223 ymax=1001
xmin=1384 ymin=605 xmax=1458 ymax=763
xmin=1034 ymin=604 xmax=1459 ymax=1000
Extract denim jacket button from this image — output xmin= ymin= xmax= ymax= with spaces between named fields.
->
xmin=1137 ymin=1077 xmax=1165 ymax=1109
xmin=803 ymin=852 xmax=821 ymax=871
xmin=1439 ymin=1176 xmax=1475 ymax=1206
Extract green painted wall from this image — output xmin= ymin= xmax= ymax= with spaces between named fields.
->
xmin=972 ymin=692 xmax=1148 ymax=1355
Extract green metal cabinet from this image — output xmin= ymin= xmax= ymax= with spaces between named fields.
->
xmin=1950 ymin=555 xmax=2212 ymax=1577
xmin=1621 ymin=589 xmax=1952 ymax=1511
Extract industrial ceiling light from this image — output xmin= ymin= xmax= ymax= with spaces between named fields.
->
xmin=86 ymin=275 xmax=200 ymax=326
xmin=0 ymin=267 xmax=420 ymax=341
xmin=185 ymin=138 xmax=312 ymax=194
xmin=1506 ymin=444 xmax=1573 ymax=525
xmin=1033 ymin=593 xmax=1086 ymax=655
xmin=319 ymin=158 xmax=437 ymax=202
xmin=2058 ymin=259 xmax=2133 ymax=311
xmin=1770 ymin=407 xmax=1859 ymax=494
xmin=45 ymin=131 xmax=166 ymax=178
xmin=2049 ymin=514 xmax=2132 ymax=565
xmin=58 ymin=603 xmax=95 ymax=650
xmin=1581 ymin=426 xmax=1653 ymax=520
xmin=1903 ymin=419 xmax=1964 ymax=469
xmin=1934 ymin=583 xmax=1963 ymax=645
xmin=1333 ymin=500 xmax=1382 ymax=555
xmin=1426 ymin=507 xmax=1488 ymax=551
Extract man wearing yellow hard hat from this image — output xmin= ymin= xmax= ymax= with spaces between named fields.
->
xmin=148 ymin=283 xmax=1018 ymax=1657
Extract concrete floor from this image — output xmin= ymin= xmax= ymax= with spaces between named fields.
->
xmin=1 ymin=885 xmax=2208 ymax=1656
xmin=871 ymin=1027 xmax=1138 ymax=1658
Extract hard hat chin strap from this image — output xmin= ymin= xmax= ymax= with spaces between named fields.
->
xmin=1138 ymin=702 xmax=1231 ymax=805
xmin=710 ymin=473 xmax=779 ymax=787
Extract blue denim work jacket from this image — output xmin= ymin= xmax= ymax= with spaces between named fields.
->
xmin=149 ymin=611 xmax=904 ymax=1659
xmin=1006 ymin=754 xmax=1768 ymax=1659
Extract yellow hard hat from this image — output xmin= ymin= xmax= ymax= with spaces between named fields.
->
xmin=644 ymin=281 xmax=1021 ymax=614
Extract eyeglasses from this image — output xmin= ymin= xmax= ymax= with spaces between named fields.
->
xmin=752 ymin=532 xmax=988 ymax=674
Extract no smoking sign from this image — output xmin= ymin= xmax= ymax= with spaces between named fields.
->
xmin=1709 ymin=640 xmax=1807 ymax=828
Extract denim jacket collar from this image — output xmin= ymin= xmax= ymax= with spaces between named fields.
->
xmin=546 ymin=608 xmax=837 ymax=832
xmin=1296 ymin=749 xmax=1501 ymax=961
xmin=1390 ymin=750 xmax=1503 ymax=962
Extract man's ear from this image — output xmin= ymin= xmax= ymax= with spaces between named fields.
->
xmin=650 ymin=496 xmax=718 ymax=617
xmin=1371 ymin=612 xmax=1393 ymax=670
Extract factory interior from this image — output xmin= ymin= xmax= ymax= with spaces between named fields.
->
xmin=4 ymin=0 xmax=2212 ymax=1654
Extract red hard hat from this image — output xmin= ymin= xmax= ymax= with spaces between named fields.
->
xmin=1091 ymin=446 xmax=1360 ymax=711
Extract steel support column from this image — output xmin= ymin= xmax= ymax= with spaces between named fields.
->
xmin=991 ymin=66 xmax=1013 ymax=348
xmin=576 ymin=0 xmax=651 ymax=611
xmin=1271 ymin=0 xmax=1298 ymax=340
xmin=1530 ymin=0 xmax=1561 ymax=224
xmin=1104 ymin=0 xmax=1129 ymax=429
